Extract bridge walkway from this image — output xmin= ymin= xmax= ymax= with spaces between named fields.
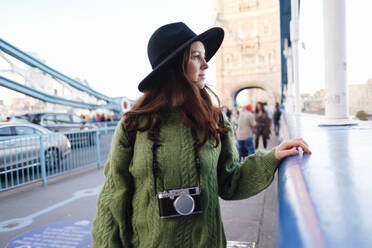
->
xmin=0 ymin=121 xmax=284 ymax=248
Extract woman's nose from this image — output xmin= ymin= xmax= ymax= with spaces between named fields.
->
xmin=201 ymin=59 xmax=208 ymax=70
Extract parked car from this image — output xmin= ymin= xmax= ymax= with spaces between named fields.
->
xmin=12 ymin=113 xmax=98 ymax=147
xmin=0 ymin=123 xmax=71 ymax=172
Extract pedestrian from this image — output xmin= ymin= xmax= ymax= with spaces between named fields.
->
xmin=263 ymin=102 xmax=273 ymax=121
xmin=236 ymin=104 xmax=256 ymax=161
xmin=231 ymin=108 xmax=239 ymax=131
xmin=226 ymin=107 xmax=232 ymax=122
xmin=91 ymin=22 xmax=311 ymax=248
xmin=90 ymin=115 xmax=97 ymax=123
xmin=255 ymin=102 xmax=271 ymax=149
xmin=274 ymin=102 xmax=282 ymax=136
xmin=95 ymin=113 xmax=100 ymax=122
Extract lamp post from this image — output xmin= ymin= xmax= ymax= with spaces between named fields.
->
xmin=290 ymin=0 xmax=301 ymax=114
xmin=283 ymin=38 xmax=294 ymax=113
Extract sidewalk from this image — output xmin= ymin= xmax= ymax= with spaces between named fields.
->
xmin=223 ymin=126 xmax=280 ymax=248
xmin=0 ymin=123 xmax=283 ymax=248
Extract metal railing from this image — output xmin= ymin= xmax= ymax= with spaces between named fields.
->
xmin=276 ymin=113 xmax=372 ymax=248
xmin=0 ymin=126 xmax=116 ymax=192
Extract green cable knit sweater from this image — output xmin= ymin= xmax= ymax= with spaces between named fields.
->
xmin=91 ymin=111 xmax=280 ymax=248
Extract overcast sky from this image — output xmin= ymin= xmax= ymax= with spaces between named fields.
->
xmin=299 ymin=0 xmax=372 ymax=95
xmin=1 ymin=0 xmax=372 ymax=102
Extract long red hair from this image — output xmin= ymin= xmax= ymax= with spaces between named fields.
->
xmin=124 ymin=46 xmax=228 ymax=147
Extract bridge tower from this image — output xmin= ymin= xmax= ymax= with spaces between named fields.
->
xmin=213 ymin=0 xmax=281 ymax=108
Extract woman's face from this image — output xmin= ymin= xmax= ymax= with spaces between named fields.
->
xmin=185 ymin=41 xmax=208 ymax=89
xmin=257 ymin=103 xmax=263 ymax=111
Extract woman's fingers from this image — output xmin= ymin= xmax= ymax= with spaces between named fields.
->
xmin=281 ymin=139 xmax=311 ymax=154
xmin=299 ymin=138 xmax=309 ymax=149
xmin=301 ymin=138 xmax=309 ymax=147
xmin=276 ymin=149 xmax=299 ymax=160
xmin=275 ymin=137 xmax=312 ymax=160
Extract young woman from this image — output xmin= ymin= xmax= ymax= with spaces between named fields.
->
xmin=91 ymin=22 xmax=311 ymax=248
xmin=255 ymin=102 xmax=271 ymax=149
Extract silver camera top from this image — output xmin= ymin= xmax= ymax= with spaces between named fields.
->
xmin=157 ymin=187 xmax=201 ymax=200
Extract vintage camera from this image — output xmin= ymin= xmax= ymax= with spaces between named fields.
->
xmin=157 ymin=187 xmax=202 ymax=218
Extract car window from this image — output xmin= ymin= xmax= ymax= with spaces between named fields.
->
xmin=32 ymin=128 xmax=43 ymax=135
xmin=41 ymin=115 xmax=56 ymax=125
xmin=56 ymin=114 xmax=71 ymax=124
xmin=15 ymin=115 xmax=33 ymax=122
xmin=15 ymin=126 xmax=37 ymax=135
xmin=71 ymin=115 xmax=84 ymax=124
xmin=0 ymin=127 xmax=13 ymax=136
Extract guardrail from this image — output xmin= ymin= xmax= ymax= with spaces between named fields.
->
xmin=0 ymin=126 xmax=116 ymax=192
xmin=278 ymin=113 xmax=372 ymax=248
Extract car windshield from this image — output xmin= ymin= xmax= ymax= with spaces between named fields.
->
xmin=15 ymin=114 xmax=37 ymax=122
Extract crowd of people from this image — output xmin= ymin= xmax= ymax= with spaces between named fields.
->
xmin=80 ymin=113 xmax=121 ymax=123
xmin=224 ymin=101 xmax=282 ymax=162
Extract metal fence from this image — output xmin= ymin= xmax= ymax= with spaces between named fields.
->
xmin=0 ymin=126 xmax=116 ymax=192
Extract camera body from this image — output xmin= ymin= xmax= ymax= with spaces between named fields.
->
xmin=157 ymin=187 xmax=202 ymax=218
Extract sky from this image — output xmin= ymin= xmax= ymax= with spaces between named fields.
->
xmin=1 ymin=0 xmax=215 ymax=101
xmin=299 ymin=0 xmax=372 ymax=94
xmin=1 ymin=0 xmax=372 ymax=102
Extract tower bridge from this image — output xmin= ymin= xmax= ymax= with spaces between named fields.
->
xmin=1 ymin=1 xmax=372 ymax=248
xmin=0 ymin=38 xmax=132 ymax=116
xmin=213 ymin=0 xmax=282 ymax=108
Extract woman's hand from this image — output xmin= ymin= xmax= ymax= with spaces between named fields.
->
xmin=274 ymin=138 xmax=311 ymax=160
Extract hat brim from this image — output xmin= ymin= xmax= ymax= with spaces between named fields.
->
xmin=138 ymin=27 xmax=224 ymax=92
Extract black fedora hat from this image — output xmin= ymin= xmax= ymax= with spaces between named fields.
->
xmin=138 ymin=22 xmax=224 ymax=92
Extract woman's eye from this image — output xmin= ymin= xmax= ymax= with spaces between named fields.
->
xmin=192 ymin=55 xmax=205 ymax=61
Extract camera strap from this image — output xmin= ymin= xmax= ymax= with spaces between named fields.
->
xmin=191 ymin=129 xmax=201 ymax=186
xmin=151 ymin=129 xmax=201 ymax=195
xmin=151 ymin=142 xmax=161 ymax=196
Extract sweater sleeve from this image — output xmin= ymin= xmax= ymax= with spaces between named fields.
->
xmin=217 ymin=114 xmax=281 ymax=200
xmin=91 ymin=119 xmax=134 ymax=248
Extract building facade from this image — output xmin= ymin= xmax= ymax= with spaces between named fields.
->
xmin=213 ymin=0 xmax=281 ymax=108
xmin=302 ymin=79 xmax=372 ymax=117
xmin=348 ymin=79 xmax=372 ymax=116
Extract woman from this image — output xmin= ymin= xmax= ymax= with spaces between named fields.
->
xmin=255 ymin=102 xmax=271 ymax=149
xmin=91 ymin=22 xmax=311 ymax=248
xmin=274 ymin=102 xmax=282 ymax=136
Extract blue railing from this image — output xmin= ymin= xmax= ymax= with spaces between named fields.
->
xmin=278 ymin=113 xmax=372 ymax=248
xmin=0 ymin=126 xmax=116 ymax=192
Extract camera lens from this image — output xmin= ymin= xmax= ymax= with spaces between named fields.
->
xmin=173 ymin=194 xmax=195 ymax=215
